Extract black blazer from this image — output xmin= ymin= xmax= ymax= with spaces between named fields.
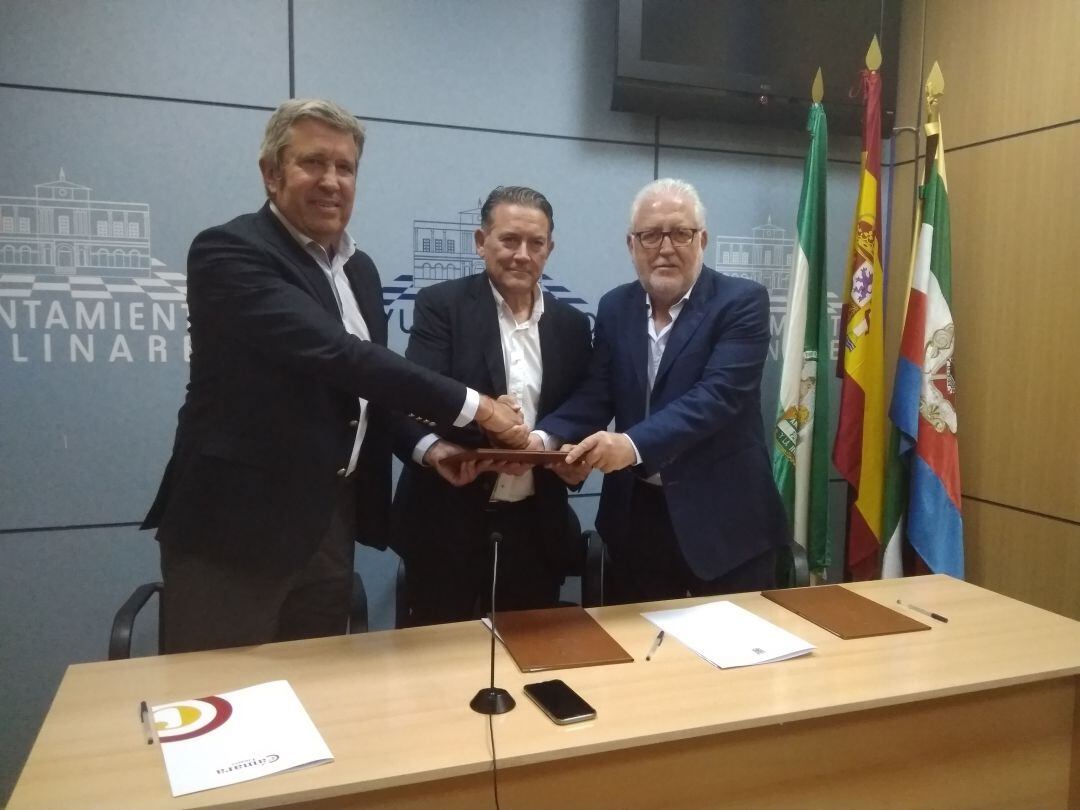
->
xmin=391 ymin=272 xmax=593 ymax=573
xmin=143 ymin=204 xmax=467 ymax=572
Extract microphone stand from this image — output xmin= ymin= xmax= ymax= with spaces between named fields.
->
xmin=470 ymin=531 xmax=516 ymax=714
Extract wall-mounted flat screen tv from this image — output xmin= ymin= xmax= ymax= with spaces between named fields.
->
xmin=613 ymin=0 xmax=902 ymax=137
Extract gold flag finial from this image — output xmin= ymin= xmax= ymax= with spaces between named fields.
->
xmin=865 ymin=35 xmax=882 ymax=71
xmin=811 ymin=67 xmax=824 ymax=103
xmin=925 ymin=61 xmax=945 ymax=123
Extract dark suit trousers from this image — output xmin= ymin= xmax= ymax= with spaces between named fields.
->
xmin=605 ymin=480 xmax=777 ymax=605
xmin=402 ymin=496 xmax=563 ymax=627
xmin=160 ymin=478 xmax=357 ymax=653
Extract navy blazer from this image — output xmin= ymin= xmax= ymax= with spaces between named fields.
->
xmin=143 ymin=203 xmax=467 ymax=572
xmin=391 ymin=272 xmax=593 ymax=573
xmin=539 ymin=266 xmax=789 ymax=580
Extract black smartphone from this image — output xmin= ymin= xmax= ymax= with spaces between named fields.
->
xmin=522 ymin=679 xmax=596 ymax=725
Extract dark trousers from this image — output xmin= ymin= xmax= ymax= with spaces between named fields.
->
xmin=160 ymin=480 xmax=357 ymax=653
xmin=605 ymin=480 xmax=777 ymax=605
xmin=402 ymin=496 xmax=563 ymax=627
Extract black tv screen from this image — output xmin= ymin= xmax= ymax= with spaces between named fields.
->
xmin=614 ymin=0 xmax=901 ymax=137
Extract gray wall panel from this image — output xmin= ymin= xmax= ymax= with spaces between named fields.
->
xmin=293 ymin=0 xmax=654 ymax=143
xmin=0 ymin=0 xmax=289 ymax=105
xmin=0 ymin=89 xmax=272 ymax=529
xmin=660 ymin=115 xmax=864 ymax=163
xmin=356 ymin=118 xmax=654 ymax=326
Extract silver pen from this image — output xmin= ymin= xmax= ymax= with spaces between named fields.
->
xmin=897 ymin=599 xmax=948 ymax=623
xmin=140 ymin=700 xmax=155 ymax=745
xmin=645 ymin=630 xmax=665 ymax=661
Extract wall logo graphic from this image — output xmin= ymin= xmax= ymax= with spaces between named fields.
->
xmin=0 ymin=170 xmax=188 ymax=365
xmin=714 ymin=218 xmax=842 ymax=360
xmin=381 ymin=205 xmax=593 ymax=340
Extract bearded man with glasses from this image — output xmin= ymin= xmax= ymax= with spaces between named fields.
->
xmin=536 ymin=178 xmax=789 ymax=603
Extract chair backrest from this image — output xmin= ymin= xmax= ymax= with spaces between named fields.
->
xmin=110 ymin=574 xmax=369 ymax=658
xmin=580 ymin=530 xmax=608 ymax=608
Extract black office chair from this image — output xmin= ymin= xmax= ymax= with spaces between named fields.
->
xmin=108 ymin=572 xmax=370 ymax=660
xmin=577 ymin=533 xmax=809 ymax=601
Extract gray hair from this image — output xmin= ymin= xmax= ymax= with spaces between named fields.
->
xmin=629 ymin=178 xmax=707 ymax=228
xmin=259 ymin=98 xmax=366 ymax=171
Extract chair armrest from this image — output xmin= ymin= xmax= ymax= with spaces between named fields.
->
xmin=109 ymin=582 xmax=162 ymax=660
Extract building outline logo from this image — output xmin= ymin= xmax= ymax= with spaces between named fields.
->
xmin=382 ymin=204 xmax=593 ymax=337
xmin=713 ymin=217 xmax=842 ymax=361
xmin=1 ymin=170 xmax=188 ymax=365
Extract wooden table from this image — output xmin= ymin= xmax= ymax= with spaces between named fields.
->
xmin=10 ymin=575 xmax=1080 ymax=809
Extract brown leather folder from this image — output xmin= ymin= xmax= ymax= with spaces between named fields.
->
xmin=492 ymin=606 xmax=634 ymax=672
xmin=443 ymin=448 xmax=571 ymax=465
xmin=761 ymin=585 xmax=930 ymax=639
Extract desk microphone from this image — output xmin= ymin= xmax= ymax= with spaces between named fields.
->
xmin=470 ymin=530 xmax=516 ymax=715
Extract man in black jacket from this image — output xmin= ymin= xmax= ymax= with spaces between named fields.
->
xmin=143 ymin=99 xmax=523 ymax=653
xmin=391 ymin=187 xmax=592 ymax=625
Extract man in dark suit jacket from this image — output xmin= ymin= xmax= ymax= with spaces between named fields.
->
xmin=143 ymin=99 xmax=524 ymax=653
xmin=538 ymin=178 xmax=789 ymax=603
xmin=391 ymin=187 xmax=592 ymax=625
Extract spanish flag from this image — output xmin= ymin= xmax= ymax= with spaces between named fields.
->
xmin=833 ymin=66 xmax=887 ymax=580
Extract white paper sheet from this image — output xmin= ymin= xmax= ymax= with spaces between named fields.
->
xmin=642 ymin=600 xmax=814 ymax=669
xmin=152 ymin=679 xmax=333 ymax=797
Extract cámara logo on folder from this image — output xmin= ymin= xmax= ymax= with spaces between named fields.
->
xmin=152 ymin=695 xmax=233 ymax=743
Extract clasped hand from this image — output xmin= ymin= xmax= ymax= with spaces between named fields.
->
xmin=477 ymin=394 xmax=530 ymax=449
xmin=561 ymin=430 xmax=636 ymax=473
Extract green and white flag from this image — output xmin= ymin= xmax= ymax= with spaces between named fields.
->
xmin=772 ymin=101 xmax=831 ymax=577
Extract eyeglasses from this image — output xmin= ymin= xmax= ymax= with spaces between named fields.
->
xmin=631 ymin=228 xmax=700 ymax=249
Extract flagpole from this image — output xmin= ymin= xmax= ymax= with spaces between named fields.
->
xmin=836 ymin=35 xmax=888 ymax=581
xmin=882 ymin=70 xmax=943 ymax=580
xmin=898 ymin=64 xmax=945 ymax=329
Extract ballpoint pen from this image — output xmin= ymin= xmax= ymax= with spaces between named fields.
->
xmin=645 ymin=630 xmax=665 ymax=661
xmin=897 ymin=599 xmax=948 ymax=623
xmin=140 ymin=700 xmax=155 ymax=745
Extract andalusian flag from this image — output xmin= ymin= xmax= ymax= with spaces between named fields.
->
xmin=833 ymin=66 xmax=887 ymax=581
xmin=772 ymin=99 xmax=831 ymax=577
xmin=888 ymin=115 xmax=963 ymax=578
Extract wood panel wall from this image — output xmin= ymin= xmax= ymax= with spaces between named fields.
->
xmin=891 ymin=0 xmax=1080 ymax=618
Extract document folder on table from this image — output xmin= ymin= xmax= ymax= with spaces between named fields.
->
xmin=761 ymin=585 xmax=930 ymax=639
xmin=492 ymin=606 xmax=634 ymax=672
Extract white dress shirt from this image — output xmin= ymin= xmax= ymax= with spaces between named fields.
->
xmin=413 ymin=281 xmax=545 ymax=503
xmin=489 ymin=281 xmax=544 ymax=502
xmin=270 ymin=203 xmax=370 ymax=476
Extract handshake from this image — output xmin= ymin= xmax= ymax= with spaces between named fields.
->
xmin=425 ymin=394 xmax=637 ymax=488
xmin=474 ymin=393 xmax=533 ymax=450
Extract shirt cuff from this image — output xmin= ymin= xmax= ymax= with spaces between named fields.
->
xmin=455 ymin=387 xmax=481 ymax=428
xmin=531 ymin=430 xmax=559 ymax=451
xmin=625 ymin=434 xmax=644 ymax=467
xmin=413 ymin=433 xmax=441 ymax=465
